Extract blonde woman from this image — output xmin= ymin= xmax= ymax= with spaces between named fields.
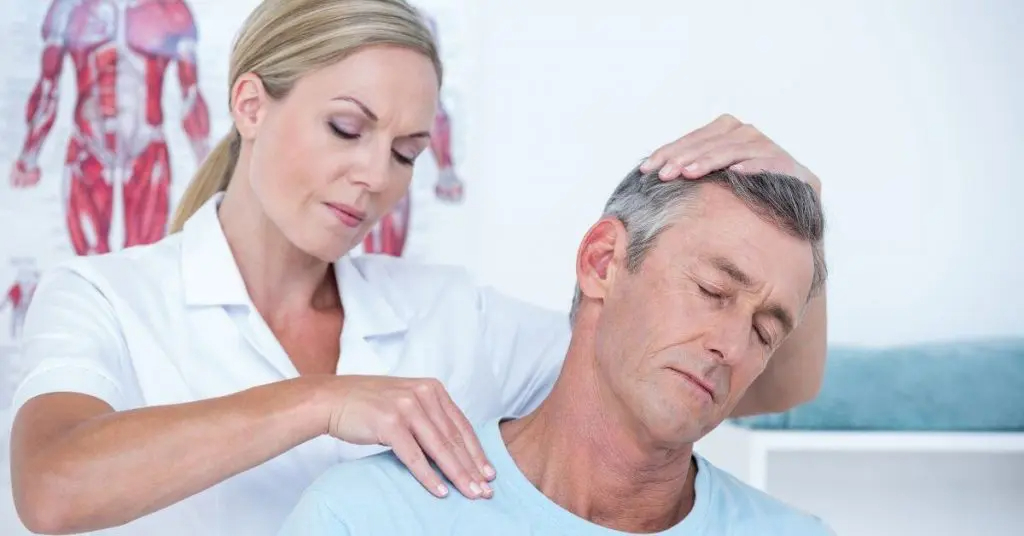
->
xmin=8 ymin=0 xmax=826 ymax=534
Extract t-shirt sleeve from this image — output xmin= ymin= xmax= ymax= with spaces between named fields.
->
xmin=476 ymin=287 xmax=571 ymax=417
xmin=276 ymin=489 xmax=353 ymax=536
xmin=9 ymin=266 xmax=137 ymax=415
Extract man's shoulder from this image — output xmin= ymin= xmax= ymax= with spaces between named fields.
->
xmin=698 ymin=456 xmax=834 ymax=535
xmin=286 ymin=451 xmax=420 ymax=533
xmin=284 ymin=450 xmax=490 ymax=535
xmin=304 ymin=450 xmax=415 ymax=502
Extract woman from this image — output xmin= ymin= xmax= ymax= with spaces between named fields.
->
xmin=8 ymin=0 xmax=826 ymax=534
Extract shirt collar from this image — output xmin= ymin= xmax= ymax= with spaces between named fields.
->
xmin=180 ymin=192 xmax=251 ymax=307
xmin=180 ymin=193 xmax=408 ymax=337
xmin=335 ymin=255 xmax=408 ymax=338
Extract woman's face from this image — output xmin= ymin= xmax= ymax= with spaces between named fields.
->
xmin=235 ymin=45 xmax=439 ymax=261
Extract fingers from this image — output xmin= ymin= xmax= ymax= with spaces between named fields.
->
xmin=396 ymin=383 xmax=489 ymax=500
xmin=435 ymin=389 xmax=494 ymax=482
xmin=673 ymin=140 xmax=778 ymax=179
xmin=657 ymin=122 xmax=766 ymax=179
xmin=728 ymin=158 xmax=778 ymax=174
xmin=639 ymin=114 xmax=742 ymax=175
xmin=413 ymin=383 xmax=489 ymax=498
xmin=11 ymin=169 xmax=40 ymax=188
xmin=387 ymin=426 xmax=450 ymax=499
xmin=641 ymin=115 xmax=801 ymax=181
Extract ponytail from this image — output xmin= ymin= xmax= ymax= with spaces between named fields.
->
xmin=169 ymin=130 xmax=240 ymax=233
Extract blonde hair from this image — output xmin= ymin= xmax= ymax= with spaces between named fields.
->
xmin=169 ymin=0 xmax=442 ymax=232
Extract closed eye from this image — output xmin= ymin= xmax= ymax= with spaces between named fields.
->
xmin=330 ymin=123 xmax=416 ymax=166
xmin=699 ymin=286 xmax=724 ymax=300
xmin=329 ymin=122 xmax=358 ymax=140
xmin=391 ymin=150 xmax=415 ymax=166
xmin=754 ymin=326 xmax=772 ymax=347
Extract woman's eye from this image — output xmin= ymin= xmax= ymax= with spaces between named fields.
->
xmin=392 ymin=151 xmax=415 ymax=166
xmin=329 ymin=122 xmax=359 ymax=140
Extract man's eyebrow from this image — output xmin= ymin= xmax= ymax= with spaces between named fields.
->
xmin=709 ymin=256 xmax=753 ymax=287
xmin=764 ymin=303 xmax=795 ymax=336
xmin=708 ymin=256 xmax=796 ymax=334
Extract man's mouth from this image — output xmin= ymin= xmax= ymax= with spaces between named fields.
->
xmin=667 ymin=367 xmax=716 ymax=403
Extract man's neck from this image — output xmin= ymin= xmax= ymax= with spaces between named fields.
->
xmin=501 ymin=327 xmax=698 ymax=533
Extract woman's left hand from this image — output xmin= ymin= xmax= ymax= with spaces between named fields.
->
xmin=639 ymin=114 xmax=821 ymax=193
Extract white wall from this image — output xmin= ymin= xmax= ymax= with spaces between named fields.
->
xmin=459 ymin=0 xmax=1024 ymax=346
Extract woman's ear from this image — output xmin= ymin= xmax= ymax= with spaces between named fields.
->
xmin=230 ymin=73 xmax=269 ymax=140
xmin=575 ymin=217 xmax=629 ymax=309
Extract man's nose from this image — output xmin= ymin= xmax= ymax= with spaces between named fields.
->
xmin=702 ymin=314 xmax=749 ymax=365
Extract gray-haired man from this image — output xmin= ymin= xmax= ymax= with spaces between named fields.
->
xmin=279 ymin=167 xmax=833 ymax=535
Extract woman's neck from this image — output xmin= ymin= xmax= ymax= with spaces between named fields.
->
xmin=216 ymin=175 xmax=339 ymax=315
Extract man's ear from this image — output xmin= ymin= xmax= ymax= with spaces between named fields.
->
xmin=575 ymin=217 xmax=629 ymax=307
xmin=231 ymin=73 xmax=269 ymax=140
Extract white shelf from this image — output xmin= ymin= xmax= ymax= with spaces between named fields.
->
xmin=746 ymin=429 xmax=1024 ymax=454
xmin=697 ymin=423 xmax=1024 ymax=536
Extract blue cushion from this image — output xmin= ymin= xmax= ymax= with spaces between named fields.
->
xmin=730 ymin=338 xmax=1024 ymax=431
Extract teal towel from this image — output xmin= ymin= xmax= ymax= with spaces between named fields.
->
xmin=731 ymin=338 xmax=1024 ymax=431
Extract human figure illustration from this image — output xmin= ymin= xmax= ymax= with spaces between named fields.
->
xmin=10 ymin=0 xmax=211 ymax=255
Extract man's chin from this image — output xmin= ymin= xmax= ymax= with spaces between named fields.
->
xmin=641 ymin=408 xmax=712 ymax=448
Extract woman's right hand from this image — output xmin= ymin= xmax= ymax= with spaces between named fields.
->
xmin=322 ymin=375 xmax=495 ymax=500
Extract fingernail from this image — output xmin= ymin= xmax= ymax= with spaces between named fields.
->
xmin=470 ymin=482 xmax=483 ymax=496
xmin=481 ymin=482 xmax=493 ymax=496
xmin=482 ymin=465 xmax=496 ymax=479
xmin=640 ymin=158 xmax=653 ymax=171
xmin=730 ymin=163 xmax=744 ymax=172
xmin=684 ymin=162 xmax=700 ymax=173
xmin=437 ymin=484 xmax=449 ymax=497
xmin=659 ymin=165 xmax=674 ymax=178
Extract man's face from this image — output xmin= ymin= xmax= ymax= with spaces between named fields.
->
xmin=592 ymin=184 xmax=815 ymax=445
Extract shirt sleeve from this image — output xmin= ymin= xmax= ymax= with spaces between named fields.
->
xmin=276 ymin=489 xmax=353 ymax=536
xmin=476 ymin=287 xmax=571 ymax=418
xmin=9 ymin=265 xmax=137 ymax=415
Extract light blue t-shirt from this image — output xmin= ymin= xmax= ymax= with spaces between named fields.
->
xmin=278 ymin=419 xmax=833 ymax=535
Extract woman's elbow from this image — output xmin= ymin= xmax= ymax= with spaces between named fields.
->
xmin=772 ymin=373 xmax=824 ymax=412
xmin=14 ymin=480 xmax=76 ymax=534
xmin=771 ymin=363 xmax=826 ymax=412
xmin=12 ymin=462 xmax=89 ymax=535
xmin=732 ymin=355 xmax=827 ymax=416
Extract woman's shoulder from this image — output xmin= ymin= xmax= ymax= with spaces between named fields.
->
xmin=42 ymin=234 xmax=185 ymax=305
xmin=344 ymin=254 xmax=565 ymax=329
xmin=347 ymin=253 xmax=469 ymax=280
xmin=344 ymin=254 xmax=481 ymax=307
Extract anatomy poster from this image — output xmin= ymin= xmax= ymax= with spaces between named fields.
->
xmin=0 ymin=0 xmax=476 ymax=404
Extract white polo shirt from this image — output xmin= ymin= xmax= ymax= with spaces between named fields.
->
xmin=5 ymin=194 xmax=570 ymax=536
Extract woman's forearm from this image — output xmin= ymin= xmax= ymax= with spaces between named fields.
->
xmin=12 ymin=376 xmax=332 ymax=534
xmin=732 ymin=289 xmax=828 ymax=417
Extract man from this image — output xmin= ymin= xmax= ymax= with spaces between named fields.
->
xmin=10 ymin=0 xmax=211 ymax=255
xmin=277 ymin=166 xmax=832 ymax=535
